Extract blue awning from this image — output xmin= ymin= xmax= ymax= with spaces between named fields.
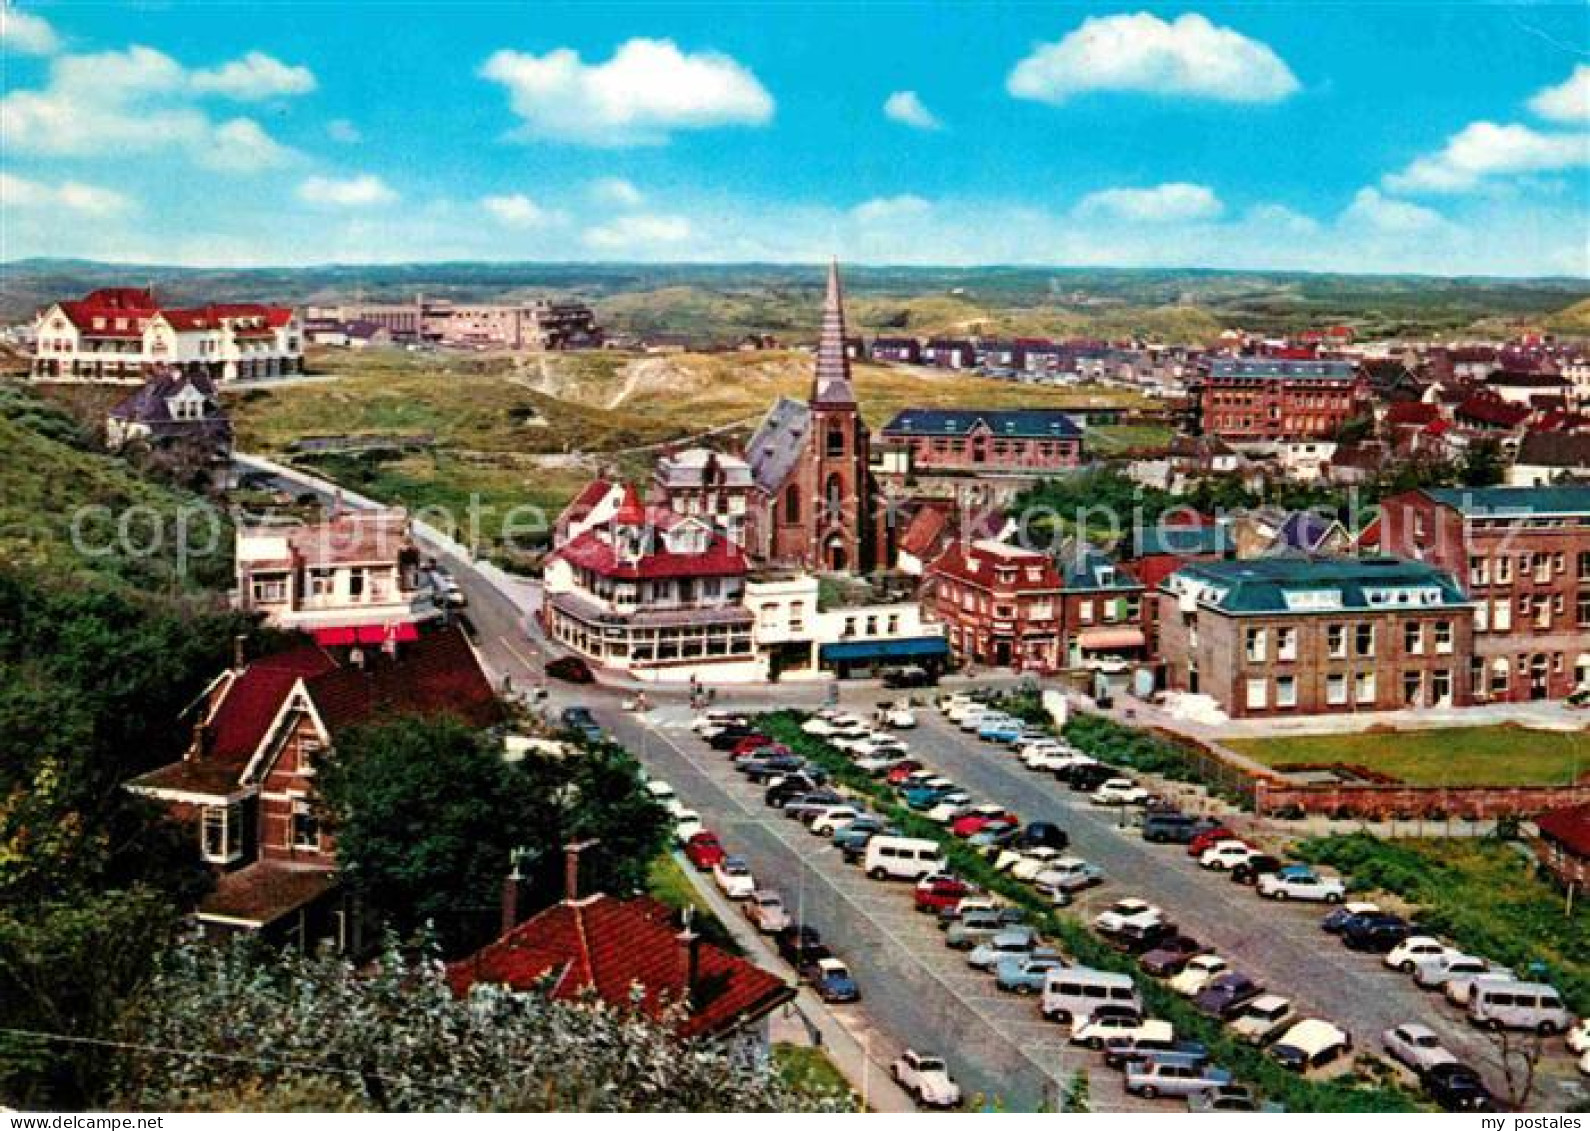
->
xmin=819 ymin=637 xmax=949 ymax=663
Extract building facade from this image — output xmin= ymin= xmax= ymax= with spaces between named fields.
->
xmin=1379 ymin=486 xmax=1590 ymax=701
xmin=926 ymin=540 xmax=1066 ymax=670
xmin=1159 ymin=557 xmax=1475 ymax=718
xmin=877 ymin=408 xmax=1084 ymax=476
xmin=304 ymin=295 xmax=600 ymax=349
xmin=653 ymin=448 xmax=757 ymax=548
xmin=744 ymin=572 xmax=947 ymax=680
xmin=32 ymin=288 xmax=301 ymax=384
xmin=105 ymin=368 xmax=232 ymax=456
xmin=1194 ymin=359 xmax=1368 ymax=441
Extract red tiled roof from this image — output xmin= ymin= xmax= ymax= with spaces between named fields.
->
xmin=1536 ymin=802 xmax=1590 ymax=860
xmin=614 ymin=483 xmax=646 ymax=526
xmin=898 ymin=504 xmax=950 ymax=560
xmin=446 ymin=895 xmax=794 ymax=1039
xmin=1386 ymin=402 xmax=1441 ymax=427
xmin=305 ymin=624 xmax=501 ymax=735
xmin=199 ymin=862 xmax=338 ymax=927
xmin=555 ymin=525 xmax=747 ymax=581
xmin=929 ymin=541 xmax=1062 ymax=591
xmin=210 ymin=647 xmax=340 ymax=761
xmin=1455 ymin=396 xmax=1530 ymax=428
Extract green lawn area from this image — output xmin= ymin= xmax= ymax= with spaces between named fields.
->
xmin=771 ymin=1044 xmax=856 ymax=1106
xmin=645 ymin=853 xmax=741 ymax=956
xmin=1227 ymin=724 xmax=1589 ymax=786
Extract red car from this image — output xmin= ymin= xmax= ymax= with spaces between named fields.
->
xmin=914 ymin=874 xmax=972 ymax=914
xmin=684 ymin=831 xmax=726 ymax=870
xmin=1186 ymin=827 xmax=1237 ymax=858
xmin=884 ymin=760 xmax=925 ymax=785
xmin=731 ymin=734 xmax=776 ymax=757
xmin=950 ymin=809 xmax=1017 ymax=838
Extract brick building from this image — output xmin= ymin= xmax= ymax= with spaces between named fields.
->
xmin=652 ymin=447 xmax=756 ymax=548
xmin=1159 ymin=557 xmax=1474 ymax=718
xmin=877 ymin=408 xmax=1084 ymax=476
xmin=1379 ymin=486 xmax=1590 ymax=700
xmin=926 ymin=539 xmax=1066 ymax=670
xmin=127 ymin=627 xmax=499 ymax=951
xmin=1194 ymin=359 xmax=1368 ymax=441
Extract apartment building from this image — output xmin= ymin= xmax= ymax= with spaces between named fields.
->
xmin=1194 ymin=359 xmax=1368 ymax=441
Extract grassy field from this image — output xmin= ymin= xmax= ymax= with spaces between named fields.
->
xmin=1227 ymin=725 xmax=1590 ymax=787
xmin=771 ymin=1045 xmax=855 ymax=1106
xmin=1295 ymin=834 xmax=1588 ymax=1015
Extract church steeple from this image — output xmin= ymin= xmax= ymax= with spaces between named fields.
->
xmin=812 ymin=259 xmax=856 ymax=407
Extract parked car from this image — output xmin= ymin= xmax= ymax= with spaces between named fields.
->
xmin=1094 ymin=898 xmax=1165 ymax=936
xmin=784 ymin=790 xmax=846 ymax=823
xmin=945 ymin=908 xmax=1009 ymax=950
xmin=883 ymin=666 xmax=938 ymax=690
xmin=925 ymin=793 xmax=975 ymax=823
xmin=804 ymin=957 xmax=860 ymax=1003
xmin=1383 ymin=1022 xmax=1457 ymax=1076
xmin=977 ymin=716 xmax=1026 ymax=743
xmin=1187 ymin=1084 xmax=1262 ymax=1112
xmin=1032 ymin=858 xmax=1104 ymax=899
xmin=1186 ymin=827 xmax=1238 ymax=858
xmin=837 ymin=819 xmax=895 ymax=861
xmin=1423 ymin=1062 xmax=1495 ymax=1112
xmin=683 ymin=830 xmax=726 ymax=871
xmin=951 ymin=805 xmax=1016 ymax=838
xmin=1270 ymin=1020 xmax=1352 ymax=1074
xmin=744 ymin=890 xmax=791 ymax=934
xmin=1257 ymin=868 xmax=1346 ymax=903
xmin=1066 ymin=763 xmax=1120 ymax=792
xmin=914 ymin=873 xmax=973 ymax=914
xmin=1385 ymin=936 xmax=1457 ymax=973
xmin=1195 ymin=972 xmax=1264 ymax=1020
xmin=559 ymin=705 xmax=604 ymax=742
xmin=546 ymin=655 xmax=595 ymax=684
xmin=1467 ymin=979 xmax=1571 ymax=1034
xmin=730 ymin=733 xmax=776 ymax=757
xmin=712 ymin=856 xmax=756 ymax=900
xmin=1169 ymin=954 xmax=1229 ymax=998
xmin=1446 ymin=971 xmax=1517 ymax=1009
xmin=1342 ymin=914 xmax=1415 ymax=953
xmin=1229 ymin=854 xmax=1285 ymax=885
xmin=1073 ymin=1011 xmax=1172 ymax=1050
xmin=967 ymin=926 xmax=1039 ymax=971
xmin=1199 ymin=840 xmax=1259 ymax=871
xmin=1229 ymin=994 xmax=1296 ymax=1045
xmin=1139 ymin=935 xmax=1205 ymax=978
xmin=775 ymin=922 xmax=827 ymax=965
xmin=1567 ymin=1017 xmax=1590 ymax=1054
xmin=695 ymin=710 xmax=749 ymax=734
xmin=1041 ymin=967 xmax=1142 ymax=1025
xmin=1141 ymin=812 xmax=1215 ymax=845
xmin=1109 ymin=919 xmax=1180 ymax=955
xmin=671 ymin=808 xmax=703 ymax=844
xmin=890 ymin=1049 xmax=960 ymax=1108
xmin=645 ymin=779 xmax=680 ymax=809
xmin=1102 ymin=1037 xmax=1208 ymax=1071
xmin=998 ymin=846 xmax=1064 ymax=880
xmin=1321 ymin=901 xmax=1381 ymax=934
xmin=864 ymin=835 xmax=946 ymax=881
xmin=995 ymin=952 xmax=1067 ymax=995
xmin=1092 ymin=778 xmax=1152 ymax=806
xmin=809 ymin=805 xmax=867 ymax=836
xmin=1124 ymin=1055 xmax=1233 ymax=1100
xmin=1413 ymin=953 xmax=1496 ymax=991
xmin=883 ymin=760 xmax=925 ymax=785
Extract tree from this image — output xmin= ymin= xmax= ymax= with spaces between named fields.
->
xmin=319 ymin=718 xmax=670 ymax=955
xmin=110 ymin=938 xmax=847 ymax=1112
xmin=1460 ymin=439 xmax=1505 ymax=488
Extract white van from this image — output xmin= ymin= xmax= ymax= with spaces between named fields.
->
xmin=863 ymin=836 xmax=946 ymax=881
xmin=1468 ymin=980 xmax=1572 ymax=1035
xmin=1040 ymin=966 xmax=1142 ymax=1024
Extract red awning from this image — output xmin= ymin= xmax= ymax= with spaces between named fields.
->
xmin=312 ymin=623 xmax=422 ymax=646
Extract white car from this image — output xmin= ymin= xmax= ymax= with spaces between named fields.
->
xmin=1567 ymin=1018 xmax=1590 ymax=1055
xmin=884 ymin=706 xmax=918 ymax=729
xmin=828 ymin=729 xmax=877 ymax=752
xmin=744 ymin=889 xmax=791 ymax=934
xmin=1072 ymin=1014 xmax=1171 ymax=1050
xmin=1412 ymin=953 xmax=1491 ymax=991
xmin=891 ymin=1049 xmax=961 ymax=1109
xmin=853 ymin=735 xmax=909 ymax=758
xmin=1230 ymin=994 xmax=1295 ymax=1045
xmin=810 ymin=805 xmax=866 ymax=836
xmin=672 ymin=808 xmax=703 ymax=845
xmin=1169 ymin=954 xmax=1230 ymax=997
xmin=1017 ymin=737 xmax=1067 ymax=756
xmin=1000 ymin=847 xmax=1063 ymax=881
xmin=1199 ymin=840 xmax=1259 ymax=871
xmin=1256 ymin=870 xmax=1346 ymax=903
xmin=694 ymin=711 xmax=747 ymax=734
xmin=1092 ymin=778 xmax=1152 ymax=806
xmin=926 ymin=794 xmax=974 ymax=823
xmin=1385 ymin=936 xmax=1457 ymax=974
xmin=1033 ymin=858 xmax=1104 ymax=896
xmin=855 ymin=751 xmax=908 ymax=774
xmin=958 ymin=708 xmax=1000 ymax=732
xmin=645 ymin=779 xmax=678 ymax=807
xmin=712 ymin=856 xmax=756 ymax=900
xmin=1382 ymin=1023 xmax=1457 ymax=1076
xmin=1094 ymin=898 xmax=1164 ymax=935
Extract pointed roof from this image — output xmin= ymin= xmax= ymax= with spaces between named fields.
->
xmin=812 ymin=259 xmax=856 ymax=407
xmin=613 ymin=483 xmax=646 ymax=526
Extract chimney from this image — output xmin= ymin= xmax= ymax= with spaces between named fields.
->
xmin=562 ymin=838 xmax=598 ymax=904
xmin=233 ymin=633 xmax=248 ymax=672
xmin=500 ymin=865 xmax=522 ymax=936
xmin=677 ymin=908 xmax=701 ymax=1008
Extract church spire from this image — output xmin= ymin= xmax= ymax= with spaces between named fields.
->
xmin=812 ymin=258 xmax=856 ymax=407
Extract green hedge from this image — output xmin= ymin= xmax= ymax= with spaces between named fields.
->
xmin=761 ymin=712 xmax=1418 ymax=1113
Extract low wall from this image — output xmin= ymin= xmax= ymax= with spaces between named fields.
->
xmin=1254 ymin=779 xmax=1590 ymax=820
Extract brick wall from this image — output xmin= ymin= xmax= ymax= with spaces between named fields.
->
xmin=1255 ymin=779 xmax=1590 ymax=820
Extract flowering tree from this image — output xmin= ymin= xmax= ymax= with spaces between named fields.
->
xmin=112 ymin=938 xmax=846 ymax=1113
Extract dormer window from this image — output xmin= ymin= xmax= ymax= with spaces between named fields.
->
xmin=201 ymin=803 xmax=242 ymax=863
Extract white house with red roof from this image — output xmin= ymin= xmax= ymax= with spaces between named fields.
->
xmin=542 ymin=485 xmax=762 ymax=682
xmin=31 ymin=287 xmax=302 ymax=384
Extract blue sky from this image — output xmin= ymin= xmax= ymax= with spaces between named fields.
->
xmin=2 ymin=1 xmax=1587 ymax=275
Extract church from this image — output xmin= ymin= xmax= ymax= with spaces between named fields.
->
xmin=745 ymin=261 xmax=890 ymax=573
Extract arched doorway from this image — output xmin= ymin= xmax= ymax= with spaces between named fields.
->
xmin=825 ymin=536 xmax=848 ymax=572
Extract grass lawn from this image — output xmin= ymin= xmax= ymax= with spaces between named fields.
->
xmin=645 ymin=853 xmax=741 ymax=957
xmin=771 ymin=1044 xmax=856 ymax=1106
xmin=1227 ymin=724 xmax=1589 ymax=786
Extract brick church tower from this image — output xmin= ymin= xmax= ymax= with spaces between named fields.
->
xmin=747 ymin=261 xmax=887 ymax=573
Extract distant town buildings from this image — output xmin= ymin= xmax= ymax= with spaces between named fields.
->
xmin=877 ymin=408 xmax=1084 ymax=477
xmin=31 ymin=287 xmax=301 ymax=384
xmin=304 ymin=294 xmax=601 ymax=350
xmin=1192 ymin=359 xmax=1369 ymax=442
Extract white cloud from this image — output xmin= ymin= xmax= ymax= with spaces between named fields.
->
xmin=583 ymin=213 xmax=692 ymax=250
xmin=0 ymin=45 xmax=306 ymax=173
xmin=883 ymin=90 xmax=942 ymax=130
xmin=190 ymin=50 xmax=316 ymax=100
xmin=1529 ymin=64 xmax=1590 ymax=125
xmin=480 ymin=37 xmax=774 ymax=146
xmin=297 ymin=174 xmax=398 ymax=207
xmin=590 ymin=177 xmax=644 ymax=206
xmin=326 ymin=118 xmax=362 ymax=143
xmin=1074 ymin=182 xmax=1224 ymax=224
xmin=1384 ymin=120 xmax=1590 ymax=193
xmin=1 ymin=6 xmax=59 ymax=54
xmin=1 ymin=172 xmax=133 ymax=216
xmin=482 ymin=192 xmax=551 ymax=227
xmin=850 ymin=194 xmax=932 ymax=223
xmin=1340 ymin=187 xmax=1445 ymax=233
xmin=1008 ymin=12 xmax=1299 ymax=105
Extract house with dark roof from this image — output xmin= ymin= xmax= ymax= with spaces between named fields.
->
xmin=105 ymin=368 xmax=232 ymax=456
xmin=1533 ymin=802 xmax=1590 ymax=889
xmin=1508 ymin=432 xmax=1590 ymax=487
xmin=127 ymin=625 xmax=500 ymax=951
xmin=878 ymin=407 xmax=1084 ymax=476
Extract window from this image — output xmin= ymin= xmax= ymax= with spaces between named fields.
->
xmin=1354 ymin=672 xmax=1376 ymax=705
xmin=784 ymin=484 xmax=801 ymax=523
xmin=1492 ymin=599 xmax=1512 ymax=632
xmin=348 ymin=569 xmax=365 ymax=599
xmin=1404 ymin=622 xmax=1424 ymax=655
xmin=1578 ymin=593 xmax=1590 ymax=628
xmin=1579 ymin=551 xmax=1590 ymax=579
xmin=1078 ymin=600 xmax=1095 ymax=625
xmin=1276 ymin=675 xmax=1298 ymax=708
xmin=1432 ymin=669 xmax=1453 ymax=706
xmin=201 ymin=804 xmax=242 ymax=863
xmin=1434 ymin=620 xmax=1454 ymax=654
xmin=1495 ymin=555 xmax=1512 ymax=584
xmin=1276 ymin=627 xmax=1298 ymax=662
xmin=1245 ymin=678 xmax=1268 ymax=710
xmin=290 ymin=801 xmax=321 ymax=851
xmin=1469 ymin=556 xmax=1489 ymax=587
xmin=826 ymin=419 xmax=846 ymax=457
xmin=789 ymin=601 xmax=805 ymax=631
xmin=1354 ymin=624 xmax=1375 ymax=658
xmin=251 ymin=574 xmax=288 ymax=604
xmin=1245 ymin=627 xmax=1268 ymax=663
xmin=1491 ymin=658 xmax=1510 ymax=695
xmin=309 ymin=569 xmax=334 ymax=598
xmin=1326 ymin=674 xmax=1348 ymax=705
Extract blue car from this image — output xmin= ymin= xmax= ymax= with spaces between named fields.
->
xmin=904 ymin=784 xmax=957 ymax=810
xmin=994 ymin=950 xmax=1065 ymax=994
xmin=803 ymin=957 xmax=861 ymax=1003
xmin=977 ymin=716 xmax=1025 ymax=743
